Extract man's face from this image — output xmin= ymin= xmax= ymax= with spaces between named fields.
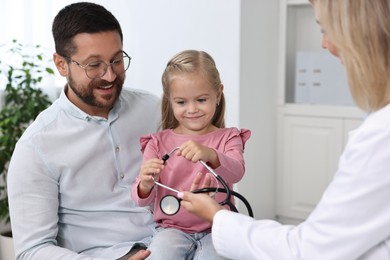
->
xmin=65 ymin=31 xmax=125 ymax=118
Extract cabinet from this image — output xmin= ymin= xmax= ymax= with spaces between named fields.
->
xmin=276 ymin=0 xmax=365 ymax=224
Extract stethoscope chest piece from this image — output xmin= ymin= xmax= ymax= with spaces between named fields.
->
xmin=160 ymin=195 xmax=181 ymax=215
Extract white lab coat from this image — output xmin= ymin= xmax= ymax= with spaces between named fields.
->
xmin=211 ymin=103 xmax=390 ymax=259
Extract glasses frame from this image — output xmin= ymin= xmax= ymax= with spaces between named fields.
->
xmin=64 ymin=51 xmax=131 ymax=79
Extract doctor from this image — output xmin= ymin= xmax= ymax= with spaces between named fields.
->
xmin=179 ymin=0 xmax=390 ymax=259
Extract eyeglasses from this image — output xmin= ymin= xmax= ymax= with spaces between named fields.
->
xmin=65 ymin=51 xmax=131 ymax=79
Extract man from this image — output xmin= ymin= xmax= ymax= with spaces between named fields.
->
xmin=8 ymin=2 xmax=160 ymax=259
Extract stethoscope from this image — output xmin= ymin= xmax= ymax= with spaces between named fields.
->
xmin=152 ymin=147 xmax=254 ymax=217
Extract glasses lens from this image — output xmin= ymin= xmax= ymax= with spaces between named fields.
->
xmin=85 ymin=61 xmax=107 ymax=79
xmin=122 ymin=55 xmax=131 ymax=72
xmin=111 ymin=54 xmax=131 ymax=75
xmin=84 ymin=54 xmax=131 ymax=79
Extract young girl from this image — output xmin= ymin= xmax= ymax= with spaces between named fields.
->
xmin=131 ymin=50 xmax=250 ymax=259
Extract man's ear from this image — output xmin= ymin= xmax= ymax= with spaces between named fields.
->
xmin=53 ymin=53 xmax=69 ymax=77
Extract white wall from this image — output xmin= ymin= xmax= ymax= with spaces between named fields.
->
xmin=238 ymin=0 xmax=278 ymax=219
xmin=1 ymin=0 xmax=241 ymax=127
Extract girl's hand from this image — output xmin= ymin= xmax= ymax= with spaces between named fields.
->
xmin=178 ymin=172 xmax=222 ymax=222
xmin=189 ymin=171 xmax=212 ymax=191
xmin=178 ymin=140 xmax=220 ymax=168
xmin=138 ymin=158 xmax=164 ymax=198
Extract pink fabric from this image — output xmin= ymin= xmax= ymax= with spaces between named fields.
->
xmin=131 ymin=127 xmax=251 ymax=233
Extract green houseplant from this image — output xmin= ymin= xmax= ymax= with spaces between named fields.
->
xmin=0 ymin=40 xmax=55 ymax=233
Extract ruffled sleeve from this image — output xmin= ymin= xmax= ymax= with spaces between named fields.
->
xmin=225 ymin=128 xmax=251 ymax=149
xmin=212 ymin=127 xmax=251 ymax=183
xmin=139 ymin=134 xmax=153 ymax=153
xmin=239 ymin=129 xmax=251 ymax=149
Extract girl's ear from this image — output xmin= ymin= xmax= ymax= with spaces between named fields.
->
xmin=53 ymin=53 xmax=69 ymax=77
xmin=217 ymin=84 xmax=224 ymax=105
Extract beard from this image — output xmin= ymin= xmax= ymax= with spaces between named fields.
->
xmin=67 ymin=73 xmax=124 ymax=110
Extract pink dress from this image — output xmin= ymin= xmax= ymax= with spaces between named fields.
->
xmin=131 ymin=127 xmax=251 ymax=233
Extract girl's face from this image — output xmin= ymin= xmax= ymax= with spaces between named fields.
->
xmin=169 ymin=73 xmax=222 ymax=135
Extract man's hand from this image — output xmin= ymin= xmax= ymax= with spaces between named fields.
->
xmin=126 ymin=249 xmax=151 ymax=260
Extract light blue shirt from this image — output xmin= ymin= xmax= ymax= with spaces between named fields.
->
xmin=8 ymin=87 xmax=161 ymax=260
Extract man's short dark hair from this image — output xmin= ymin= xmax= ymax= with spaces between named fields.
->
xmin=52 ymin=2 xmax=123 ymax=57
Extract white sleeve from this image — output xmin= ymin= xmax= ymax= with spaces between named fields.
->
xmin=212 ymin=210 xmax=296 ymax=259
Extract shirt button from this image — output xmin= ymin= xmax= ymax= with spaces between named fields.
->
xmin=115 ymin=147 xmax=120 ymax=152
xmin=120 ymin=174 xmax=124 ymax=179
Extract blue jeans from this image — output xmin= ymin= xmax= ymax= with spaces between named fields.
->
xmin=146 ymin=227 xmax=226 ymax=260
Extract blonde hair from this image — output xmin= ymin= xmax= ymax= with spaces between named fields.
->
xmin=161 ymin=50 xmax=225 ymax=129
xmin=311 ymin=0 xmax=390 ymax=112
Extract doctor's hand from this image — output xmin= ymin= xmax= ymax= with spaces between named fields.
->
xmin=178 ymin=191 xmax=223 ymax=223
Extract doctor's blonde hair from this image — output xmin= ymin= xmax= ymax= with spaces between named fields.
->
xmin=161 ymin=50 xmax=226 ymax=130
xmin=311 ymin=0 xmax=390 ymax=112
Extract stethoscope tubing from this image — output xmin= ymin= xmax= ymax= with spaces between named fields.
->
xmin=152 ymin=176 xmax=180 ymax=194
xmin=192 ymin=187 xmax=254 ymax=217
xmin=155 ymin=147 xmax=254 ymax=218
